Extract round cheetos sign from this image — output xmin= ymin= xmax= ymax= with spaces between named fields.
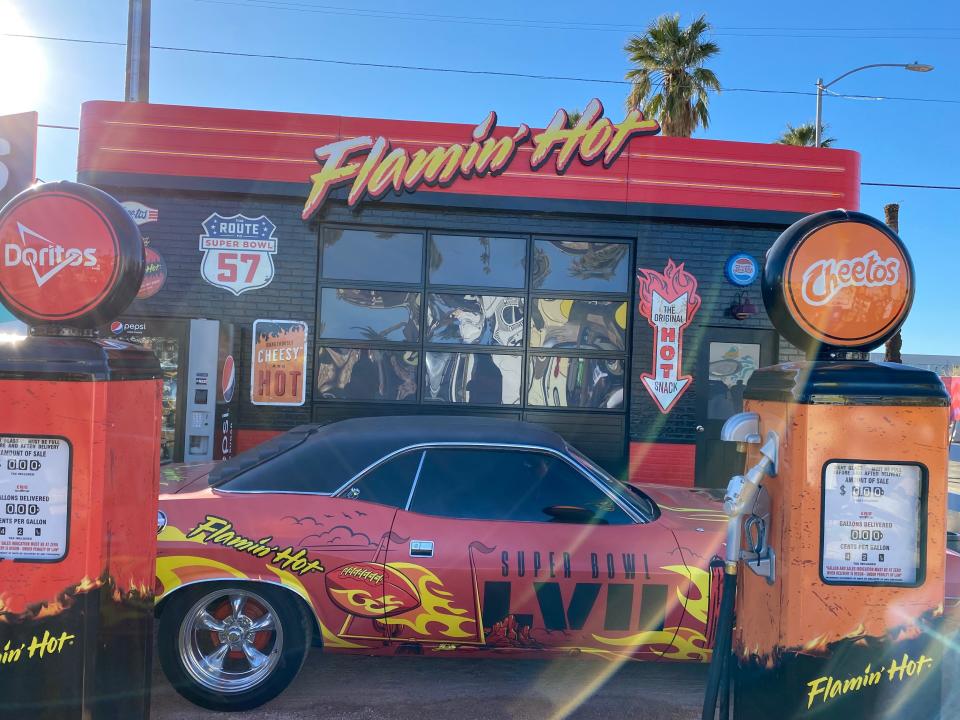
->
xmin=763 ymin=210 xmax=914 ymax=354
xmin=0 ymin=182 xmax=144 ymax=328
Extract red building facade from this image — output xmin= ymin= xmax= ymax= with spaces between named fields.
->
xmin=77 ymin=99 xmax=860 ymax=487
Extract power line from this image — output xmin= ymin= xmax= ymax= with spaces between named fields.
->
xmin=2 ymin=32 xmax=125 ymax=48
xmin=190 ymin=0 xmax=960 ymax=40
xmin=862 ymin=182 xmax=960 ymax=191
xmin=38 ymin=123 xmax=79 ymax=130
xmin=3 ymin=32 xmax=959 ymax=106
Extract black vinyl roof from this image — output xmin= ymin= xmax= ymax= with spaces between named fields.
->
xmin=210 ymin=416 xmax=567 ymax=492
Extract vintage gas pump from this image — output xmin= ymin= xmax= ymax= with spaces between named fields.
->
xmin=703 ymin=210 xmax=950 ymax=720
xmin=0 ymin=182 xmax=161 ymax=718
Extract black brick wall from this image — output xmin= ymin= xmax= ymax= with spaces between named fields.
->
xmin=102 ymin=188 xmax=317 ymax=430
xmin=631 ymin=220 xmax=785 ymax=444
xmin=99 ymin=184 xmax=797 ymax=454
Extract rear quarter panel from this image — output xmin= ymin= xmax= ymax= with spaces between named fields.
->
xmin=157 ymin=490 xmax=398 ymax=651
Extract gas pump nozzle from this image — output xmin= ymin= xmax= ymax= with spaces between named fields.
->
xmin=723 ymin=432 xmax=779 ymax=570
xmin=703 ymin=426 xmax=780 ymax=720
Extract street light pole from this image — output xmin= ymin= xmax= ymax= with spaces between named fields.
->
xmin=815 ymin=77 xmax=824 ymax=148
xmin=814 ymin=62 xmax=933 ymax=147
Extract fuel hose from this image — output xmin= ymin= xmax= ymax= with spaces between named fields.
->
xmin=701 ymin=570 xmax=737 ymax=720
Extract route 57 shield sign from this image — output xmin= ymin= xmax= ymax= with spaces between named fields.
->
xmin=199 ymin=213 xmax=277 ymax=295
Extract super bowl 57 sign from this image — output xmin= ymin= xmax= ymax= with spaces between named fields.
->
xmin=199 ymin=213 xmax=278 ymax=295
xmin=302 ymin=98 xmax=659 ymax=219
xmin=637 ymin=260 xmax=701 ymax=413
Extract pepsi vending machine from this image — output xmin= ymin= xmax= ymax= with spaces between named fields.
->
xmin=104 ymin=317 xmax=236 ymax=463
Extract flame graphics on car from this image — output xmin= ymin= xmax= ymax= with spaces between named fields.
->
xmin=381 ymin=563 xmax=477 ymax=640
xmin=636 ymin=259 xmax=702 ymax=413
xmin=590 ymin=564 xmax=714 ymax=662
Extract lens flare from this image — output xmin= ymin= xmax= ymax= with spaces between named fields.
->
xmin=0 ymin=2 xmax=48 ymax=115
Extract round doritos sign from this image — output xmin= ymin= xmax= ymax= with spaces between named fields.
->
xmin=763 ymin=209 xmax=914 ymax=354
xmin=0 ymin=181 xmax=144 ymax=328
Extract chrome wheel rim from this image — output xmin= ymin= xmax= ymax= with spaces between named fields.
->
xmin=179 ymin=588 xmax=283 ymax=694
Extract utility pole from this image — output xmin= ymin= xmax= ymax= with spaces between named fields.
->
xmin=884 ymin=202 xmax=903 ymax=363
xmin=125 ymin=0 xmax=151 ymax=102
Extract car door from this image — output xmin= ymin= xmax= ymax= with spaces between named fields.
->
xmin=384 ymin=446 xmax=694 ymax=660
xmin=311 ymin=449 xmax=424 ymax=646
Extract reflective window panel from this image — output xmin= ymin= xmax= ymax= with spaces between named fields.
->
xmin=425 ymin=293 xmax=525 ymax=346
xmin=322 ymin=228 xmax=423 ymax=283
xmin=316 ymin=347 xmax=419 ymax=402
xmin=531 ymin=240 xmax=629 ymax=293
xmin=707 ymin=342 xmax=761 ymax=420
xmin=424 ymin=352 xmax=522 ymax=405
xmin=529 ymin=298 xmax=627 ymax=351
xmin=428 ymin=234 xmax=526 ymax=288
xmin=319 ymin=288 xmax=421 ymax=342
xmin=526 ymin=355 xmax=624 ymax=409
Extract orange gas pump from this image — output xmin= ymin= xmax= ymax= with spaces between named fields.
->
xmin=0 ymin=182 xmax=161 ymax=718
xmin=702 ymin=210 xmax=949 ymax=720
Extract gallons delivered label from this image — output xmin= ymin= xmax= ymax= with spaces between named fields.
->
xmin=821 ymin=461 xmax=923 ymax=585
xmin=0 ymin=435 xmax=70 ymax=561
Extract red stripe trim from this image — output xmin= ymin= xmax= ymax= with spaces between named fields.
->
xmin=78 ymin=101 xmax=860 ymax=215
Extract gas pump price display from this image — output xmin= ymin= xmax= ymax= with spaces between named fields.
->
xmin=0 ymin=435 xmax=70 ymax=561
xmin=821 ymin=461 xmax=924 ymax=586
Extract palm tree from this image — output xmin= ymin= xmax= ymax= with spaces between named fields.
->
xmin=624 ymin=14 xmax=720 ymax=137
xmin=566 ymin=109 xmax=582 ymax=127
xmin=777 ymin=122 xmax=835 ymax=148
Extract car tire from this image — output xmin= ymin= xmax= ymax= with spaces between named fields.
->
xmin=158 ymin=582 xmax=312 ymax=712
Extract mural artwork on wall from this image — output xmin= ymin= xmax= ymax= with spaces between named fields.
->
xmin=200 ymin=213 xmax=278 ymax=295
xmin=636 ymin=260 xmax=702 ymax=413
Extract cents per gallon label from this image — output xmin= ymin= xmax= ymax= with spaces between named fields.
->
xmin=0 ymin=436 xmax=70 ymax=561
xmin=821 ymin=461 xmax=923 ymax=585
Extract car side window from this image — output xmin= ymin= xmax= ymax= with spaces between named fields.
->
xmin=343 ymin=450 xmax=423 ymax=508
xmin=408 ymin=448 xmax=632 ymax=524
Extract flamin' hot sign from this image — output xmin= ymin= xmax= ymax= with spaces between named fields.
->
xmin=302 ymin=98 xmax=660 ymax=219
xmin=637 ymin=260 xmax=701 ymax=413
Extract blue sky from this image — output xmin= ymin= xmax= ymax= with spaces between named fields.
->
xmin=2 ymin=0 xmax=958 ymax=354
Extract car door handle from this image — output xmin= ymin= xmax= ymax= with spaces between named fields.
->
xmin=410 ymin=540 xmax=434 ymax=558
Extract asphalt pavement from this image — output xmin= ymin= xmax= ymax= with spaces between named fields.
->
xmin=152 ymin=652 xmax=709 ymax=720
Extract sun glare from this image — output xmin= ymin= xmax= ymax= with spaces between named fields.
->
xmin=0 ymin=1 xmax=48 ymax=115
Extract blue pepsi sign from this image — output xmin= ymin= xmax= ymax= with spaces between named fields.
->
xmin=724 ymin=253 xmax=759 ymax=286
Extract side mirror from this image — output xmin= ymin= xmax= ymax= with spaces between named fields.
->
xmin=543 ymin=505 xmax=602 ymax=524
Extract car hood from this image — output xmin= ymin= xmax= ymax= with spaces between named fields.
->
xmin=160 ymin=461 xmax=219 ymax=494
xmin=640 ymin=483 xmax=726 ymax=520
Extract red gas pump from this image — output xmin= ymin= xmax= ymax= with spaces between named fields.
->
xmin=703 ymin=210 xmax=949 ymax=720
xmin=0 ymin=182 xmax=161 ymax=718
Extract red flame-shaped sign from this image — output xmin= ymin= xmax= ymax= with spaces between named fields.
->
xmin=636 ymin=259 xmax=702 ymax=322
xmin=636 ymin=259 xmax=702 ymax=414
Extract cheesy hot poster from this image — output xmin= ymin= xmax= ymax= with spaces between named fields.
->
xmin=251 ymin=319 xmax=308 ymax=406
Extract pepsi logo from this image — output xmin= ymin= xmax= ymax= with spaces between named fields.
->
xmin=725 ymin=253 xmax=759 ymax=286
xmin=221 ymin=354 xmax=236 ymax=403
xmin=110 ymin=320 xmax=124 ymax=335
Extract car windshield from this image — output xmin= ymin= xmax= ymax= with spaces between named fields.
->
xmin=566 ymin=444 xmax=660 ymax=522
